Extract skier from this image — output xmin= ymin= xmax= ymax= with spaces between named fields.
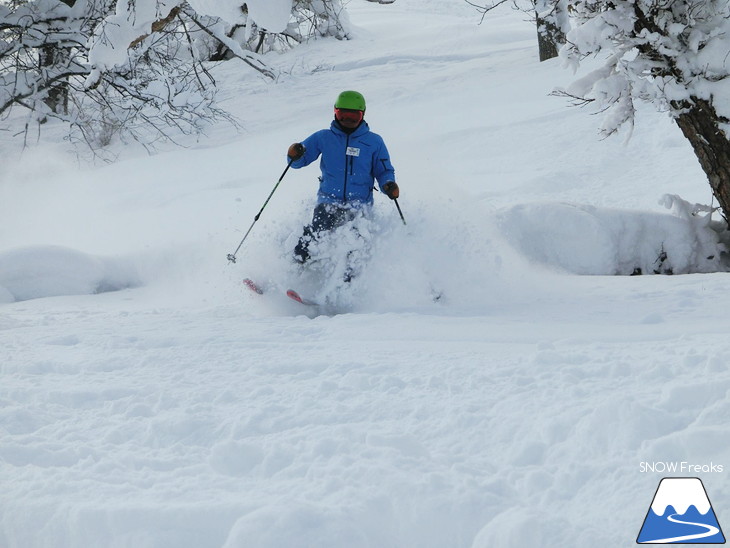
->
xmin=286 ymin=90 xmax=399 ymax=267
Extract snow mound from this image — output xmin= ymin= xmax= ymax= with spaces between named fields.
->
xmin=0 ymin=246 xmax=140 ymax=303
xmin=498 ymin=197 xmax=729 ymax=275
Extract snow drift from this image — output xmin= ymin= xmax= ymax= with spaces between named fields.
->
xmin=498 ymin=195 xmax=729 ymax=276
xmin=0 ymin=246 xmax=140 ymax=303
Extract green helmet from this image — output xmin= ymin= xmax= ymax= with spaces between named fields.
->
xmin=334 ymin=90 xmax=366 ymax=112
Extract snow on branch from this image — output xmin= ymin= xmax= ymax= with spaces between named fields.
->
xmin=86 ymin=0 xmax=278 ymax=87
xmin=0 ymin=0 xmax=361 ymax=154
xmin=559 ymin=0 xmax=730 ymax=135
xmin=180 ymin=7 xmax=275 ymax=79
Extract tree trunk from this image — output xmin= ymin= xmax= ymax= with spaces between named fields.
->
xmin=39 ymin=45 xmax=70 ymax=116
xmin=533 ymin=0 xmax=565 ymax=61
xmin=674 ymin=97 xmax=730 ymax=224
xmin=536 ymin=16 xmax=562 ymax=61
xmin=39 ymin=0 xmax=77 ymax=116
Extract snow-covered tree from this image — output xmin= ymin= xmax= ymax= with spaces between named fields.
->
xmin=0 ymin=1 xmax=264 ymax=152
xmin=0 ymin=0 xmax=98 ymax=121
xmin=560 ymin=0 xmax=730 ymax=223
xmin=293 ymin=0 xmax=351 ymax=41
xmin=198 ymin=0 xmax=352 ymax=60
xmin=0 ymin=0 xmax=353 ymax=152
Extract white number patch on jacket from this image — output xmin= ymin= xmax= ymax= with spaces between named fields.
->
xmin=346 ymin=147 xmax=361 ymax=157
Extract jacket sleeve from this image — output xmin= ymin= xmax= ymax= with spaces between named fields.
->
xmin=373 ymin=138 xmax=396 ymax=190
xmin=289 ymin=131 xmax=322 ymax=168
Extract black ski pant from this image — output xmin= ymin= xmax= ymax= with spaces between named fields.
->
xmin=293 ymin=203 xmax=358 ymax=264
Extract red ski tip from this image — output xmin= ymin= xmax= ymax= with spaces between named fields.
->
xmin=243 ymin=278 xmax=264 ymax=295
xmin=286 ymin=289 xmax=303 ymax=303
xmin=286 ymin=289 xmax=319 ymax=306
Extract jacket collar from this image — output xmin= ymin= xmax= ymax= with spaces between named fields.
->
xmin=331 ymin=119 xmax=370 ymax=137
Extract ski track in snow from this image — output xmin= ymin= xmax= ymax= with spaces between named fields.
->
xmin=3 ymin=0 xmax=730 ymax=547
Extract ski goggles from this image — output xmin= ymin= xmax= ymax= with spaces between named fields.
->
xmin=334 ymin=108 xmax=364 ymax=124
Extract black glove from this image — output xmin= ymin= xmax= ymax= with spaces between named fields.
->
xmin=383 ymin=181 xmax=399 ymax=200
xmin=288 ymin=142 xmax=305 ymax=161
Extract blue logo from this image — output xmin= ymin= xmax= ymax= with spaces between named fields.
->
xmin=637 ymin=477 xmax=725 ymax=544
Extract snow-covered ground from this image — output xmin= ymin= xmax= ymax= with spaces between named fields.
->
xmin=3 ymin=1 xmax=730 ymax=546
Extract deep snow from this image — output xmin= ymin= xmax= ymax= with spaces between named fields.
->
xmin=3 ymin=0 xmax=730 ymax=547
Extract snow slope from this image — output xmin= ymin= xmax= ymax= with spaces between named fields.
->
xmin=2 ymin=0 xmax=730 ymax=547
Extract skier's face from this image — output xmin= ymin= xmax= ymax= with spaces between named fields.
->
xmin=335 ymin=108 xmax=364 ymax=129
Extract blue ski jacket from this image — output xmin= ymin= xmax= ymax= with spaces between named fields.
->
xmin=290 ymin=120 xmax=396 ymax=206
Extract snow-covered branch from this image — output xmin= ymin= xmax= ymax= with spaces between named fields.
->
xmin=560 ymin=0 xmax=730 ymax=222
xmin=179 ymin=7 xmax=275 ymax=79
xmin=561 ymin=0 xmax=730 ymax=131
xmin=0 ymin=0 xmax=367 ymax=154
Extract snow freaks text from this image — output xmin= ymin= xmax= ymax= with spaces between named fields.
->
xmin=640 ymin=462 xmax=724 ymax=474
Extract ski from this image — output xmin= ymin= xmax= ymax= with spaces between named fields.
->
xmin=286 ymin=289 xmax=319 ymax=307
xmin=243 ymin=278 xmax=264 ymax=295
xmin=245 ymin=280 xmax=321 ymax=308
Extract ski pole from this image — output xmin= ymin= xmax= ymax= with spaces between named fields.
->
xmin=394 ymin=198 xmax=406 ymax=225
xmin=227 ymin=159 xmax=294 ymax=264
